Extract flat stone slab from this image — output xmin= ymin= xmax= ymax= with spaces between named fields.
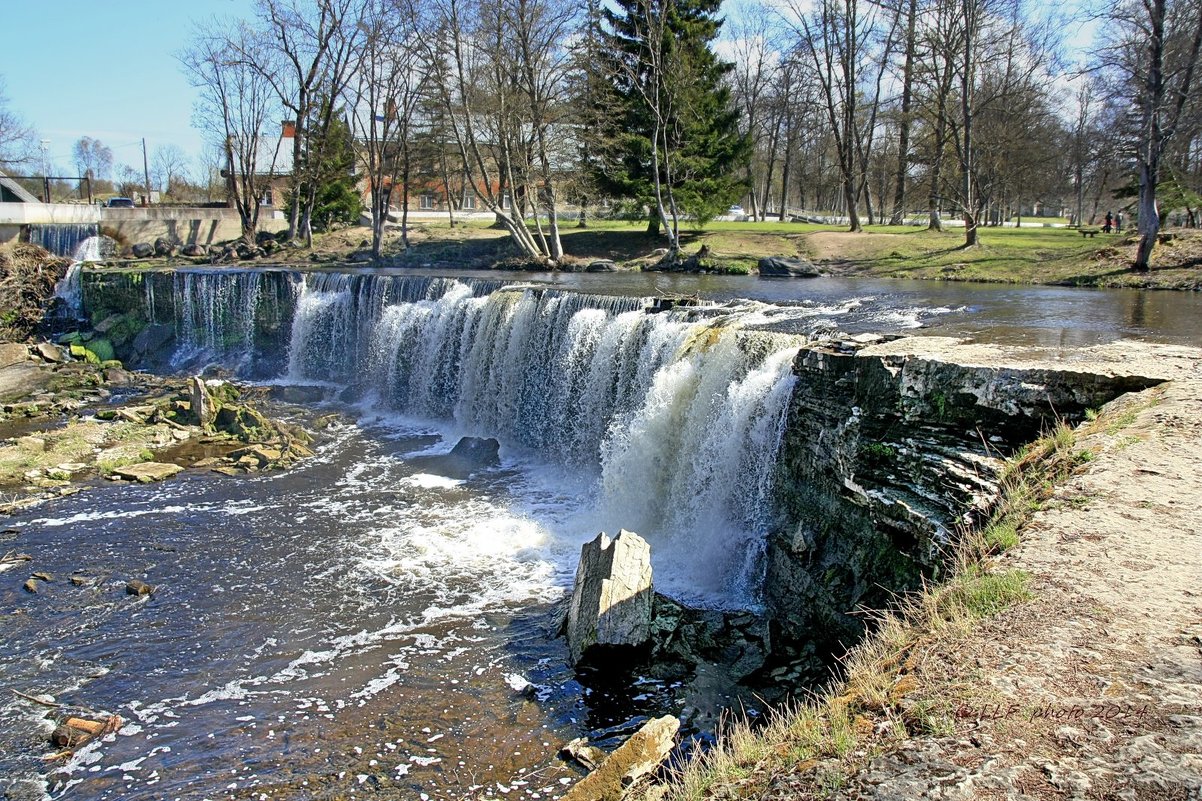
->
xmin=859 ymin=337 xmax=1202 ymax=382
xmin=110 ymin=462 xmax=184 ymax=483
xmin=562 ymin=714 xmax=679 ymax=801
xmin=0 ymin=343 xmax=30 ymax=369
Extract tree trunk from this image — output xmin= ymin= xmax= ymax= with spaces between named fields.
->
xmin=1134 ymin=0 xmax=1166 ymax=271
xmin=961 ymin=0 xmax=978 ymax=248
xmin=890 ymin=0 xmax=918 ymax=225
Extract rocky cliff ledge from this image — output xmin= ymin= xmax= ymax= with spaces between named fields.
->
xmin=766 ymin=337 xmax=1200 ymax=652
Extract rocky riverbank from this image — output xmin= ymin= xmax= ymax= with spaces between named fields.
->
xmin=640 ymin=364 xmax=1202 ymax=800
xmin=0 ymin=341 xmax=317 ymax=517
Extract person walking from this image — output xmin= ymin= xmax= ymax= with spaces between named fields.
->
xmin=1103 ymin=211 xmax=1113 ymax=233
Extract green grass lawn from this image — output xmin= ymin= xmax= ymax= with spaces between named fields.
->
xmin=356 ymin=216 xmax=1200 ymax=289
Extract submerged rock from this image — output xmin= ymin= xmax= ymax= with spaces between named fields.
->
xmin=565 ymin=530 xmax=654 ymax=664
xmin=561 ymin=714 xmax=679 ymax=801
xmin=449 ymin=436 xmax=500 ymax=468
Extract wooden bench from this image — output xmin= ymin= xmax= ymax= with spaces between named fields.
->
xmin=1078 ymin=228 xmax=1101 ymax=238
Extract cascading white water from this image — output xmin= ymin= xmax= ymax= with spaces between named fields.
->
xmin=53 ymin=235 xmax=108 ymax=317
xmin=280 ymin=273 xmax=800 ymax=605
xmin=170 ymin=270 xmax=267 ymax=371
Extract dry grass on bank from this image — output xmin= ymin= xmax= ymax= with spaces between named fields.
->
xmin=647 ymin=418 xmax=1098 ymax=801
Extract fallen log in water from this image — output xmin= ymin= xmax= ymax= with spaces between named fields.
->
xmin=49 ymin=715 xmax=123 ymax=747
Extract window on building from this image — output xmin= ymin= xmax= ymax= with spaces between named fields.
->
xmin=462 ymin=192 xmax=475 ymax=210
xmin=419 ymin=194 xmax=435 ymax=210
xmin=500 ymin=191 xmax=511 ymax=210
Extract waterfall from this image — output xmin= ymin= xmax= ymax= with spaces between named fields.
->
xmin=53 ymin=234 xmax=110 ymax=318
xmin=170 ymin=270 xmax=272 ymax=372
xmin=30 ymin=223 xmax=99 ymax=257
xmin=149 ymin=269 xmax=800 ymax=604
xmin=282 ymin=272 xmax=799 ymax=604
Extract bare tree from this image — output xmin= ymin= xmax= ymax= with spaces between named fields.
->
xmin=887 ymin=0 xmax=919 ymax=224
xmin=787 ymin=0 xmax=880 ymax=232
xmin=72 ymin=137 xmax=113 ymax=183
xmin=728 ymin=3 xmax=782 ymax=220
xmin=151 ymin=144 xmax=192 ymax=196
xmin=0 ymin=77 xmax=37 ymax=171
xmin=349 ymin=0 xmax=428 ymax=256
xmin=427 ymin=0 xmax=577 ymax=262
xmin=242 ymin=0 xmax=363 ymax=244
xmin=1103 ymin=0 xmax=1202 ymax=268
xmin=181 ymin=21 xmax=281 ymax=241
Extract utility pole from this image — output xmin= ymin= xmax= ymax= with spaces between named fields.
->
xmin=142 ymin=138 xmax=152 ymax=206
xmin=40 ymin=139 xmax=50 ymax=203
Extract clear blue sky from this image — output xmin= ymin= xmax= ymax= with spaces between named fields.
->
xmin=0 ymin=0 xmax=255 ymax=178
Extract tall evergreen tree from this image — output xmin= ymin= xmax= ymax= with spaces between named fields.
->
xmin=292 ymin=108 xmax=361 ymax=233
xmin=590 ymin=0 xmax=750 ymax=249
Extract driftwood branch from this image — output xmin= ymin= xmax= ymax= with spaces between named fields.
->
xmin=11 ymin=688 xmax=63 ymax=708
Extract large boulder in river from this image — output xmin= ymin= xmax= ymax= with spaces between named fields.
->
xmin=189 ymin=376 xmax=218 ymax=428
xmin=757 ymin=256 xmax=821 ymax=277
xmin=153 ymin=237 xmax=176 ymax=257
xmin=130 ymin=242 xmax=154 ymax=259
xmin=411 ymin=436 xmax=501 ymax=479
xmin=566 ymin=530 xmax=653 ymax=664
xmin=449 ymin=436 xmax=500 ymax=468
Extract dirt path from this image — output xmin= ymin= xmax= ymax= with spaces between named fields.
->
xmin=843 ymin=379 xmax=1202 ymax=799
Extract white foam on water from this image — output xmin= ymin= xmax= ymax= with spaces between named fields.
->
xmin=28 ymin=500 xmax=269 ymax=528
xmin=405 ymin=473 xmax=464 ymax=490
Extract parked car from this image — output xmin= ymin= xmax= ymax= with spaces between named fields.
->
xmin=105 ymin=197 xmax=135 ymax=208
xmin=727 ymin=205 xmax=745 ymax=218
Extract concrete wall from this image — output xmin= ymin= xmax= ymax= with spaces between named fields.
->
xmin=0 ymin=203 xmax=288 ymax=246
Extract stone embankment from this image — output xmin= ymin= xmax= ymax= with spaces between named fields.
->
xmin=639 ymin=339 xmax=1202 ymax=801
xmin=767 ymin=336 xmax=1201 ymax=665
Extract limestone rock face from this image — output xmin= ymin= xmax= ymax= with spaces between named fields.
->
xmin=566 ymin=530 xmax=653 ymax=664
xmin=766 ymin=338 xmax=1170 ymax=650
xmin=561 ymin=714 xmax=679 ymax=801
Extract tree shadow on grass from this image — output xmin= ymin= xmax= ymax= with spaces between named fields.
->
xmin=559 ymin=228 xmax=667 ymax=261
